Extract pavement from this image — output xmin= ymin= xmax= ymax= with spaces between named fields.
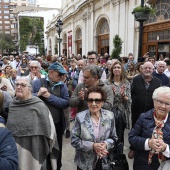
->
xmin=61 ymin=122 xmax=134 ymax=170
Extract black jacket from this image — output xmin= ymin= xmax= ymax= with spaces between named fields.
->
xmin=131 ymin=74 xmax=161 ymax=126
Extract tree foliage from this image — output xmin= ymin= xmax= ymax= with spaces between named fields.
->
xmin=19 ymin=16 xmax=44 ymax=55
xmin=111 ymin=34 xmax=123 ymax=59
xmin=0 ymin=33 xmax=15 ymax=54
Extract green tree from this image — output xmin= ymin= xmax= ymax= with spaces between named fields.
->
xmin=111 ymin=34 xmax=123 ymax=59
xmin=0 ymin=33 xmax=15 ymax=55
xmin=19 ymin=16 xmax=44 ymax=55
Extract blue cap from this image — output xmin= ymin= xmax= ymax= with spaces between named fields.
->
xmin=48 ymin=62 xmax=68 ymax=74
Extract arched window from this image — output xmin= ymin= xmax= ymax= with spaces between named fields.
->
xmin=76 ymin=28 xmax=82 ymax=40
xmin=145 ymin=0 xmax=170 ymax=24
xmin=97 ymin=18 xmax=109 ymax=35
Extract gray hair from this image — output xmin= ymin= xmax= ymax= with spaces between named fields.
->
xmin=152 ymin=86 xmax=170 ymax=100
xmin=30 ymin=60 xmax=41 ymax=69
xmin=16 ymin=76 xmax=32 ymax=92
xmin=157 ymin=61 xmax=166 ymax=66
xmin=83 ymin=65 xmax=103 ymax=79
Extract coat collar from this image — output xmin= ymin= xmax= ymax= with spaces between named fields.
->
xmin=84 ymin=109 xmax=109 ymax=142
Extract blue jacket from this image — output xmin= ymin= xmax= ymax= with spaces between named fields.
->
xmin=129 ymin=109 xmax=170 ymax=170
xmin=0 ymin=117 xmax=18 ymax=170
xmin=32 ymin=77 xmax=69 ymax=127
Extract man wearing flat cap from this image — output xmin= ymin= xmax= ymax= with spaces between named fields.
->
xmin=32 ymin=62 xmax=69 ymax=170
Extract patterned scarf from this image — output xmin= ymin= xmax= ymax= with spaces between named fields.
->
xmin=148 ymin=111 xmax=166 ymax=164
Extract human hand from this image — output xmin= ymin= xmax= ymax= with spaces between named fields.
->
xmin=35 ymin=72 xmax=41 ymax=78
xmin=37 ymin=87 xmax=48 ymax=97
xmin=156 ymin=139 xmax=167 ymax=153
xmin=78 ymin=88 xmax=86 ymax=100
xmin=148 ymin=139 xmax=166 ymax=153
xmin=94 ymin=142 xmax=108 ymax=158
xmin=0 ymin=85 xmax=7 ymax=91
xmin=112 ymin=85 xmax=116 ymax=94
xmin=120 ymin=85 xmax=125 ymax=96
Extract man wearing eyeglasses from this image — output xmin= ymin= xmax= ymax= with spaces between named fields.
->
xmin=69 ymin=65 xmax=113 ymax=113
xmin=78 ymin=51 xmax=106 ymax=84
xmin=32 ymin=62 xmax=69 ymax=170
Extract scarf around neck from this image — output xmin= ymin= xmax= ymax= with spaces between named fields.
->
xmin=148 ymin=111 xmax=166 ymax=164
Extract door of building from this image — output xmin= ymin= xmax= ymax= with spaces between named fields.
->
xmin=76 ymin=40 xmax=82 ymax=56
xmin=143 ymin=21 xmax=170 ymax=60
xmin=98 ymin=34 xmax=109 ymax=56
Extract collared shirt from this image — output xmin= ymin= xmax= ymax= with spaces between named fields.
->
xmin=164 ymin=68 xmax=170 ymax=77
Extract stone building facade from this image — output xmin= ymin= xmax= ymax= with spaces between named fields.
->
xmin=46 ymin=0 xmax=170 ymax=60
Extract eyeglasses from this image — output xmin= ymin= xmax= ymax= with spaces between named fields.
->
xmin=61 ymin=59 xmax=66 ymax=61
xmin=15 ymin=58 xmax=19 ymax=59
xmin=31 ymin=66 xmax=38 ymax=69
xmin=15 ymin=83 xmax=28 ymax=88
xmin=154 ymin=99 xmax=170 ymax=107
xmin=88 ymin=58 xmax=96 ymax=61
xmin=87 ymin=98 xmax=103 ymax=104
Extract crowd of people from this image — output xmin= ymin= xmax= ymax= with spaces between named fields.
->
xmin=0 ymin=51 xmax=170 ymax=170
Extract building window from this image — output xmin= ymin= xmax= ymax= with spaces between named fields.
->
xmin=145 ymin=0 xmax=170 ymax=24
xmin=4 ymin=11 xmax=9 ymax=14
xmin=5 ymin=31 xmax=10 ymax=34
xmin=4 ymin=0 xmax=10 ymax=2
xmin=5 ymin=26 xmax=10 ymax=29
xmin=4 ymin=5 xmax=9 ymax=8
xmin=148 ymin=30 xmax=170 ymax=41
xmin=4 ymin=21 xmax=10 ymax=24
xmin=4 ymin=16 xmax=9 ymax=19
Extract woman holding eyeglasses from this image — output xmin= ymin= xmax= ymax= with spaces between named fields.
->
xmin=6 ymin=76 xmax=59 ymax=170
xmin=129 ymin=86 xmax=170 ymax=170
xmin=106 ymin=61 xmax=131 ymax=144
xmin=27 ymin=60 xmax=45 ymax=81
xmin=71 ymin=86 xmax=117 ymax=170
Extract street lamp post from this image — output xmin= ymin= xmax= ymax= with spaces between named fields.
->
xmin=35 ymin=43 xmax=38 ymax=57
xmin=138 ymin=0 xmax=144 ymax=61
xmin=55 ymin=19 xmax=63 ymax=57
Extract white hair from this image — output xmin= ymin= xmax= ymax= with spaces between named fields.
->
xmin=16 ymin=76 xmax=32 ymax=92
xmin=152 ymin=86 xmax=170 ymax=100
xmin=157 ymin=61 xmax=166 ymax=66
xmin=30 ymin=60 xmax=41 ymax=69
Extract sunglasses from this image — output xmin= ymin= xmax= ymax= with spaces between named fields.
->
xmin=87 ymin=98 xmax=103 ymax=104
xmin=31 ymin=66 xmax=38 ymax=69
xmin=61 ymin=59 xmax=66 ymax=61
xmin=15 ymin=83 xmax=28 ymax=88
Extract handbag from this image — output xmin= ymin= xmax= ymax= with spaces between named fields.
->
xmin=108 ymin=143 xmax=129 ymax=170
xmin=95 ymin=143 xmax=129 ymax=170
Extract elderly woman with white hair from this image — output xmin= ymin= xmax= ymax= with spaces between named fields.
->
xmin=129 ymin=86 xmax=170 ymax=170
xmin=6 ymin=76 xmax=59 ymax=170
xmin=27 ymin=60 xmax=45 ymax=81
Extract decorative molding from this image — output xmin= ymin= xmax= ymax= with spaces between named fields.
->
xmin=82 ymin=11 xmax=91 ymax=21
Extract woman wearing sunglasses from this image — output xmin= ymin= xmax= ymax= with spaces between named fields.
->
xmin=71 ymin=86 xmax=117 ymax=170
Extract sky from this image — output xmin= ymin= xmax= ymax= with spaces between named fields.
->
xmin=37 ymin=0 xmax=62 ymax=8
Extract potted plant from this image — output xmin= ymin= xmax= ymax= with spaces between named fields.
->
xmin=132 ymin=4 xmax=155 ymax=21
